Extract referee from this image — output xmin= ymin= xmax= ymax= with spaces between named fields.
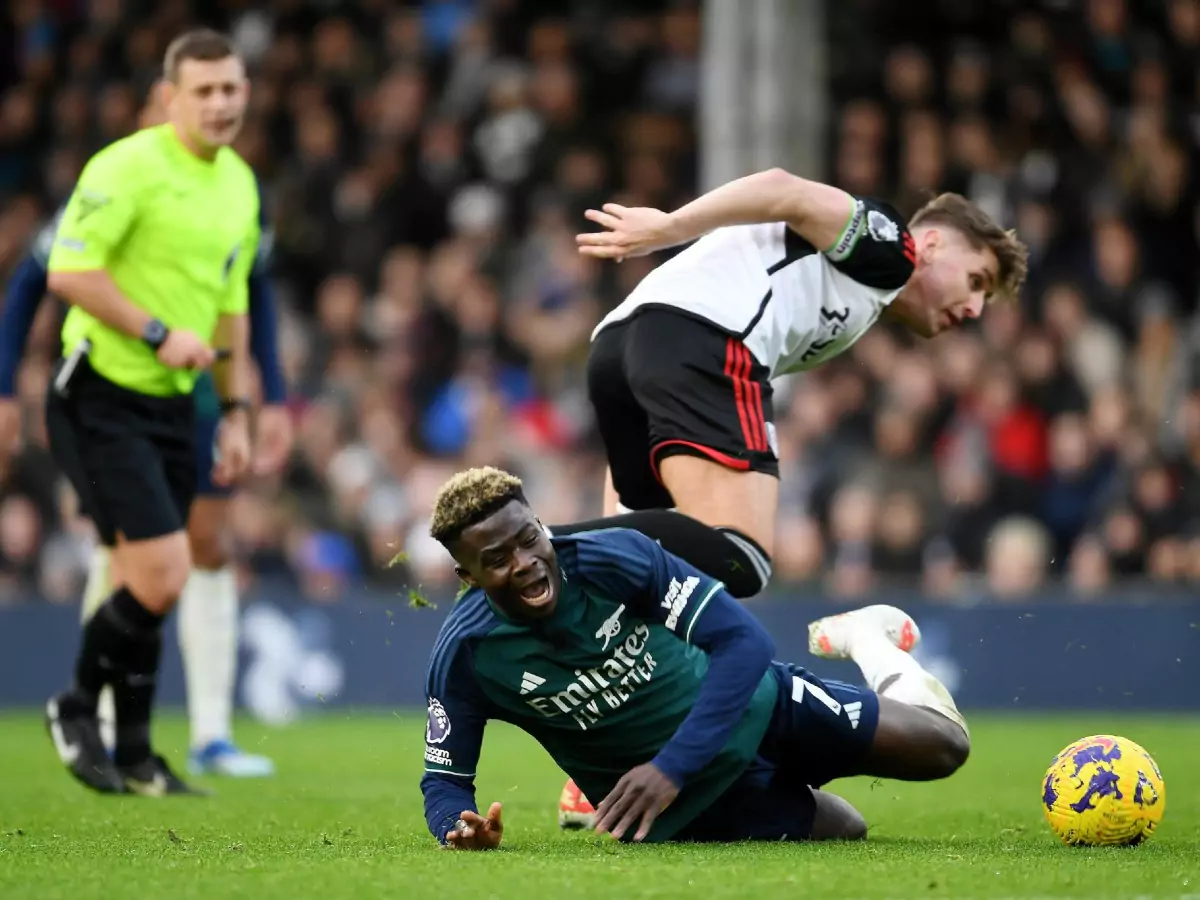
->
xmin=44 ymin=29 xmax=257 ymax=795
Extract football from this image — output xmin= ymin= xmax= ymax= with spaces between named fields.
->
xmin=1041 ymin=734 xmax=1165 ymax=846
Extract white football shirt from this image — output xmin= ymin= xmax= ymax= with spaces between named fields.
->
xmin=592 ymin=197 xmax=916 ymax=377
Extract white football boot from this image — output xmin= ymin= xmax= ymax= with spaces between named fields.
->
xmin=807 ymin=604 xmax=920 ymax=660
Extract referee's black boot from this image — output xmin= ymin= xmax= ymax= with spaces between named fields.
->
xmin=118 ymin=753 xmax=210 ymax=797
xmin=45 ymin=692 xmax=125 ymax=794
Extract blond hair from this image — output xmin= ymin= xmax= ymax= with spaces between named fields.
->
xmin=909 ymin=193 xmax=1029 ymax=303
xmin=429 ymin=466 xmax=527 ymax=546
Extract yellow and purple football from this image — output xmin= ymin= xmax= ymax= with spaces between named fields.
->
xmin=1042 ymin=734 xmax=1165 ymax=846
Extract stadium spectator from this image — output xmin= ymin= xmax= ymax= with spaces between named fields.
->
xmin=1 ymin=0 xmax=1199 ymax=602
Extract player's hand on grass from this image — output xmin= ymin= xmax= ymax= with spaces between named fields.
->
xmin=577 ymin=204 xmax=682 ymax=261
xmin=252 ymin=404 xmax=294 ymax=476
xmin=444 ymin=802 xmax=503 ymax=851
xmin=157 ymin=329 xmax=215 ymax=370
xmin=212 ymin=410 xmax=251 ymax=486
xmin=594 ymin=762 xmax=680 ymax=842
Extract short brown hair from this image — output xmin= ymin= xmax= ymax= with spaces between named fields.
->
xmin=909 ymin=193 xmax=1028 ymax=303
xmin=429 ymin=467 xmax=528 ymax=547
xmin=163 ymin=29 xmax=238 ymax=83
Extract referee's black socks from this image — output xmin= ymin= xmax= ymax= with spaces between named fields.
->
xmin=548 ymin=510 xmax=772 ymax=598
xmin=73 ymin=587 xmax=165 ymax=766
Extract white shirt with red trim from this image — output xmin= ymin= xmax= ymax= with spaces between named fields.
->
xmin=592 ymin=197 xmax=916 ymax=378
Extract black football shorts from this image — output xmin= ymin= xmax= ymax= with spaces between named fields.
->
xmin=587 ymin=307 xmax=779 ymax=511
xmin=45 ymin=355 xmax=197 ymax=546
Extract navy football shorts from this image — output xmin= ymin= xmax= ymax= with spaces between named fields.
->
xmin=673 ymin=664 xmax=879 ymax=842
xmin=672 ymin=755 xmax=818 ymax=843
xmin=758 ymin=662 xmax=880 ymax=788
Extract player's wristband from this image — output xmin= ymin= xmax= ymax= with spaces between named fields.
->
xmin=220 ymin=398 xmax=252 ymax=416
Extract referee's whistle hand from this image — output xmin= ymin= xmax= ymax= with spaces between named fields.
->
xmin=157 ymin=329 xmax=215 ymax=370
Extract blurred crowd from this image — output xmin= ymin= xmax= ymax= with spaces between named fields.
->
xmin=0 ymin=0 xmax=1197 ymax=606
xmin=798 ymin=0 xmax=1200 ymax=599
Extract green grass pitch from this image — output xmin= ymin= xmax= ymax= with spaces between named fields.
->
xmin=1 ymin=711 xmax=1197 ymax=899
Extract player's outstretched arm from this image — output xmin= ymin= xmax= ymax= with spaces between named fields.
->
xmin=422 ymin=631 xmax=494 ymax=847
xmin=576 ymin=168 xmax=855 ymax=260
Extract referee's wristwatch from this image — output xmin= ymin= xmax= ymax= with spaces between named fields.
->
xmin=141 ymin=318 xmax=169 ymax=351
xmin=220 ymin=398 xmax=252 ymax=417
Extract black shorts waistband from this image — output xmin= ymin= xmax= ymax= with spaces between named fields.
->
xmin=57 ymin=355 xmax=194 ymax=416
xmin=595 ymin=304 xmax=747 ymax=342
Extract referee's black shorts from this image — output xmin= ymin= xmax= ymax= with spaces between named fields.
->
xmin=45 ymin=356 xmax=197 ymax=547
xmin=587 ymin=307 xmax=779 ymax=512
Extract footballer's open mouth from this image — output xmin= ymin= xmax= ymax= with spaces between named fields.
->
xmin=517 ymin=575 xmax=552 ymax=607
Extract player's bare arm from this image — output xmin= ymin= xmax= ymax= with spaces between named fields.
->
xmin=576 ymin=169 xmax=855 ymax=260
xmin=210 ymin=311 xmax=252 ymax=486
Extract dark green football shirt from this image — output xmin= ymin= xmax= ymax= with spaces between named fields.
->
xmin=421 ymin=528 xmax=779 ymax=843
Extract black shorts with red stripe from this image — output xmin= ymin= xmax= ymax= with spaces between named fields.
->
xmin=587 ymin=307 xmax=778 ymax=511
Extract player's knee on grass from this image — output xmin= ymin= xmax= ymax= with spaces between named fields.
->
xmin=810 ymin=790 xmax=867 ymax=841
xmin=866 ymin=697 xmax=970 ymax=781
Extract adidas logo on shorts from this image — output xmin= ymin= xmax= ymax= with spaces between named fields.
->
xmin=845 ymin=701 xmax=862 ymax=729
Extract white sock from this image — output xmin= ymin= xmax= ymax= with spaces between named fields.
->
xmin=849 ymin=633 xmax=968 ymax=736
xmin=178 ymin=566 xmax=239 ymax=749
xmin=80 ymin=546 xmax=116 ymax=749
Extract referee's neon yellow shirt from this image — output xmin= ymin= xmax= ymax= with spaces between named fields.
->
xmin=48 ymin=124 xmax=260 ymax=397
